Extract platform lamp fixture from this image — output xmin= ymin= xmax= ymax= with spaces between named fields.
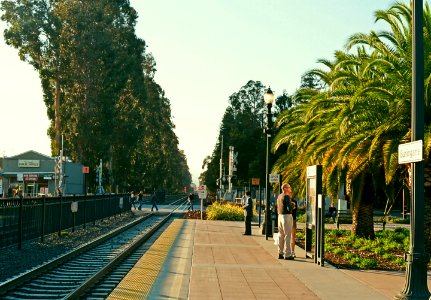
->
xmin=264 ymin=87 xmax=275 ymax=240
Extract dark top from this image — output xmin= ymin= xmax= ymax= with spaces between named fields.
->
xmin=281 ymin=195 xmax=292 ymax=214
xmin=151 ymin=194 xmax=157 ymax=204
xmin=292 ymin=199 xmax=298 ymax=221
xmin=244 ymin=197 xmax=253 ymax=216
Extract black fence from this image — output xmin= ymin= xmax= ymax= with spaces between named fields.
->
xmin=0 ymin=194 xmax=132 ymax=249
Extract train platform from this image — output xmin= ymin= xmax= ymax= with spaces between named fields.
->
xmin=107 ymin=215 xmax=431 ymax=299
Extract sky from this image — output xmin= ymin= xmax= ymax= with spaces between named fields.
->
xmin=0 ymin=1 xmax=394 ymax=184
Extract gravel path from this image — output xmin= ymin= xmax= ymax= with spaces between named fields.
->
xmin=0 ymin=211 xmax=139 ymax=283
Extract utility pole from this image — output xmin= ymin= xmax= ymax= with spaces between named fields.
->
xmin=228 ymin=146 xmax=234 ymax=193
xmin=219 ymin=136 xmax=223 ymax=199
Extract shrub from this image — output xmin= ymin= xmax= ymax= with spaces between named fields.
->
xmin=343 ymin=252 xmax=354 ymax=260
xmin=206 ymin=202 xmax=244 ymax=221
xmin=358 ymin=259 xmax=378 ymax=269
xmin=382 ymin=253 xmax=394 ymax=260
xmin=333 ymin=247 xmax=345 ymax=255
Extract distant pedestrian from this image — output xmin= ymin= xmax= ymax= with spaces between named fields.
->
xmin=243 ymin=191 xmax=253 ymax=235
xmin=328 ymin=203 xmax=337 ymax=223
xmin=151 ymin=192 xmax=159 ymax=211
xmin=187 ymin=192 xmax=194 ymax=211
xmin=138 ymin=191 xmax=144 ymax=210
xmin=130 ymin=191 xmax=137 ymax=210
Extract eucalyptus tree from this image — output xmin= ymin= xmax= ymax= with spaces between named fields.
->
xmin=1 ymin=0 xmax=64 ymax=151
xmin=130 ymin=53 xmax=191 ymax=193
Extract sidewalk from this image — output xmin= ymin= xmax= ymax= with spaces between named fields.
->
xmin=188 ymin=220 xmax=430 ymax=299
xmin=110 ymin=216 xmax=431 ymax=299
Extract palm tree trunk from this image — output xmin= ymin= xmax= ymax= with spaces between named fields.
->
xmin=351 ymin=172 xmax=375 ymax=239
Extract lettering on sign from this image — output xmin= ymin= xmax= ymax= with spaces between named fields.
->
xmin=23 ymin=174 xmax=38 ymax=181
xmin=269 ymin=174 xmax=279 ymax=183
xmin=251 ymin=178 xmax=260 ymax=186
xmin=18 ymin=160 xmax=40 ymax=168
xmin=398 ymin=140 xmax=423 ymax=164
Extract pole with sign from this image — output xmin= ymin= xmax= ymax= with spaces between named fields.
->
xmin=198 ymin=185 xmax=207 ymax=220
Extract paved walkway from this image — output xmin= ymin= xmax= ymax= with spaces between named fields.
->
xmin=109 ymin=211 xmax=431 ymax=299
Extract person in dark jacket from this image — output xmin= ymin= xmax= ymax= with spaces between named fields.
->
xmin=151 ymin=192 xmax=159 ymax=211
xmin=187 ymin=192 xmax=194 ymax=211
xmin=138 ymin=191 xmax=144 ymax=210
xmin=243 ymin=191 xmax=253 ymax=235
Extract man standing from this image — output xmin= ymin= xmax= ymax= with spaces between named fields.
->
xmin=277 ymin=183 xmax=294 ymax=260
xmin=243 ymin=191 xmax=253 ymax=235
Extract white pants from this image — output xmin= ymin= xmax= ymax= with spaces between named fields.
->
xmin=278 ymin=214 xmax=293 ymax=256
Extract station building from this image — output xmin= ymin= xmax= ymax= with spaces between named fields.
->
xmin=0 ymin=150 xmax=84 ymax=197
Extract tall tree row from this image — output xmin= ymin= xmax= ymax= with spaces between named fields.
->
xmin=1 ymin=0 xmax=191 ymax=193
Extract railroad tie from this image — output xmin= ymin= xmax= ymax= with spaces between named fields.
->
xmin=107 ymin=219 xmax=185 ymax=300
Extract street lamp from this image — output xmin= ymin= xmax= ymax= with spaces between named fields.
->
xmin=396 ymin=1 xmax=430 ymax=298
xmin=264 ymin=87 xmax=275 ymax=240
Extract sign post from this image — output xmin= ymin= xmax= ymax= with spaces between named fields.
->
xmin=198 ymin=185 xmax=207 ymax=220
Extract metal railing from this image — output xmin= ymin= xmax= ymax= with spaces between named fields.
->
xmin=0 ymin=194 xmax=132 ymax=249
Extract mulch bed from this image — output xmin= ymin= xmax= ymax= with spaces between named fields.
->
xmin=184 ymin=210 xmax=207 ymax=219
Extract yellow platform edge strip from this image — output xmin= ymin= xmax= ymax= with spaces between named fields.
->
xmin=107 ymin=219 xmax=185 ymax=300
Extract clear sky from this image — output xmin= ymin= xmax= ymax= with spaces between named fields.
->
xmin=1 ymin=1 xmax=394 ymax=184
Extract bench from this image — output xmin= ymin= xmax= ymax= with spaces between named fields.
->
xmin=335 ymin=210 xmax=352 ymax=229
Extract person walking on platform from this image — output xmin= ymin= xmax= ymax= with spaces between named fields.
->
xmin=138 ymin=191 xmax=144 ymax=210
xmin=151 ymin=192 xmax=159 ymax=211
xmin=277 ymin=183 xmax=294 ymax=260
xmin=130 ymin=191 xmax=137 ymax=210
xmin=187 ymin=192 xmax=194 ymax=211
xmin=243 ymin=191 xmax=253 ymax=235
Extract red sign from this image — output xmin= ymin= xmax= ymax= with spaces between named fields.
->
xmin=251 ymin=178 xmax=260 ymax=185
xmin=82 ymin=166 xmax=90 ymax=174
xmin=23 ymin=174 xmax=38 ymax=181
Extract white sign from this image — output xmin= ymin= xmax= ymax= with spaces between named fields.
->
xmin=18 ymin=160 xmax=40 ymax=168
xmin=307 ymin=165 xmax=317 ymax=177
xmin=398 ymin=140 xmax=423 ymax=164
xmin=198 ymin=185 xmax=207 ymax=199
xmin=71 ymin=201 xmax=78 ymax=213
xmin=269 ymin=174 xmax=279 ymax=183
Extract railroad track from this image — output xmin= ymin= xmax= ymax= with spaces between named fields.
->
xmin=0 ymin=211 xmax=181 ymax=299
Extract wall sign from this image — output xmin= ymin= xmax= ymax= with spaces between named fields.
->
xmin=18 ymin=160 xmax=40 ymax=168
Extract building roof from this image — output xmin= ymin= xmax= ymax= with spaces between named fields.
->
xmin=8 ymin=150 xmax=53 ymax=160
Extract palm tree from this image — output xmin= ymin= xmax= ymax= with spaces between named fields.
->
xmin=346 ymin=1 xmax=431 ymax=250
xmin=273 ymin=2 xmax=431 ymax=239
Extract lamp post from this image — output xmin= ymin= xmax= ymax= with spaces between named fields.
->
xmin=396 ymin=0 xmax=430 ymax=298
xmin=264 ymin=87 xmax=275 ymax=240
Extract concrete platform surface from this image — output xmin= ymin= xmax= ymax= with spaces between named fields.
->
xmin=110 ymin=217 xmax=431 ymax=299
